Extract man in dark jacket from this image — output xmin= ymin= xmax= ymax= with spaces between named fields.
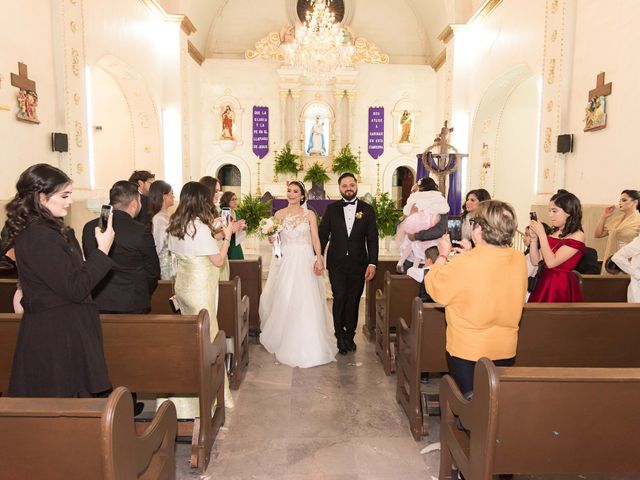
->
xmin=128 ymin=170 xmax=155 ymax=227
xmin=82 ymin=180 xmax=160 ymax=314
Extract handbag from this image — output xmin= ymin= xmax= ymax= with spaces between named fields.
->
xmin=527 ymin=260 xmax=545 ymax=293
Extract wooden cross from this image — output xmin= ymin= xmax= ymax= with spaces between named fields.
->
xmin=11 ymin=62 xmax=36 ymax=93
xmin=587 ymin=72 xmax=611 ymax=100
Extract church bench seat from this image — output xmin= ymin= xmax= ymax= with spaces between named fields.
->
xmin=374 ymin=271 xmax=420 ymax=375
xmin=150 ymin=276 xmax=249 ymax=390
xmin=576 ymin=272 xmax=630 ymax=302
xmin=364 ymin=259 xmax=400 ymax=341
xmin=397 ymin=299 xmax=640 ymax=439
xmin=439 ymin=358 xmax=640 ymax=480
xmin=0 ymin=279 xmax=17 ymax=314
xmin=229 ymin=257 xmax=262 ymax=336
xmin=0 ymin=310 xmax=226 ymax=473
xmin=0 ymin=386 xmax=177 ymax=480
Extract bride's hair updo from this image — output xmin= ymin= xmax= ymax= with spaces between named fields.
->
xmin=289 ymin=181 xmax=306 ymax=205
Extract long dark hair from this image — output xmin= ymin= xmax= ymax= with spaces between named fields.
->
xmin=167 ymin=182 xmax=217 ymax=240
xmin=550 ymin=189 xmax=583 ymax=237
xmin=148 ymin=180 xmax=172 ymax=226
xmin=3 ymin=163 xmax=72 ymax=249
xmin=417 ymin=176 xmax=439 ymax=192
xmin=621 ymin=189 xmax=640 ymax=212
xmin=199 ymin=175 xmax=220 ymax=216
xmin=462 ymin=188 xmax=491 ymax=218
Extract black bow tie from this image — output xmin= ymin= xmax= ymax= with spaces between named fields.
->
xmin=342 ymin=200 xmax=357 ymax=207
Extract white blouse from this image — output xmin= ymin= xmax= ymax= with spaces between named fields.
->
xmin=168 ymin=219 xmax=219 ymax=257
xmin=611 ymin=234 xmax=640 ymax=303
xmin=152 ymin=210 xmax=170 ymax=256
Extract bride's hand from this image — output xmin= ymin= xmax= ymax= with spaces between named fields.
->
xmin=268 ymin=235 xmax=276 ymax=245
xmin=313 ymin=258 xmax=324 ymax=275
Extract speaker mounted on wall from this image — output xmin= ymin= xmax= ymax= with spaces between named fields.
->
xmin=51 ymin=132 xmax=68 ymax=153
xmin=557 ymin=134 xmax=573 ymax=154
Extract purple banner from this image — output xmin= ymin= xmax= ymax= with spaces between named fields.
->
xmin=368 ymin=107 xmax=384 ymax=159
xmin=252 ymin=106 xmax=269 ymax=159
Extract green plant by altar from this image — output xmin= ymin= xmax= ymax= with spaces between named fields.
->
xmin=236 ymin=194 xmax=272 ymax=235
xmin=364 ymin=192 xmax=402 ymax=238
xmin=303 ymin=161 xmax=331 ymax=185
xmin=332 ymin=144 xmax=359 ymax=175
xmin=274 ymin=142 xmax=301 ymax=177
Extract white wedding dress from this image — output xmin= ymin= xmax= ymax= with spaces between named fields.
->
xmin=259 ymin=213 xmax=338 ymax=368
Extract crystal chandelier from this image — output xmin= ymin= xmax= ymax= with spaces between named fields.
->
xmin=283 ymin=0 xmax=354 ymax=84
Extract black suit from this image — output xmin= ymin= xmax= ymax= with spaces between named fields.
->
xmin=82 ymin=209 xmax=160 ymax=314
xmin=133 ymin=194 xmax=150 ymax=228
xmin=319 ymin=199 xmax=378 ymax=342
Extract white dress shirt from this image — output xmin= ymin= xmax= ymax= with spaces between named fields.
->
xmin=343 ymin=199 xmax=357 ymax=236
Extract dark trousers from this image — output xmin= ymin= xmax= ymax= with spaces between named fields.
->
xmin=446 ymin=353 xmax=515 ymax=398
xmin=328 ymin=260 xmax=366 ymax=341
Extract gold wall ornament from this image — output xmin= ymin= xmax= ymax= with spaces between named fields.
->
xmin=74 ymin=93 xmax=81 ymax=105
xmin=546 ymin=100 xmax=553 ymax=112
xmin=544 ymin=167 xmax=550 ymax=179
xmin=70 ymin=0 xmax=77 ymax=4
xmin=547 ymin=58 xmax=555 ymax=85
xmin=550 ymin=30 xmax=557 ymax=42
xmin=544 ymin=127 xmax=552 ymax=152
xmin=551 ymin=0 xmax=559 ymax=14
xmin=75 ymin=121 xmax=83 ymax=148
xmin=245 ymin=32 xmax=284 ymax=61
xmin=76 ymin=163 xmax=84 ymax=174
xmin=70 ymin=21 xmax=77 ymax=33
xmin=144 ymin=145 xmax=151 ymax=153
xmin=482 ymin=117 xmax=492 ymax=133
xmin=224 ymin=88 xmax=232 ymax=96
xmin=71 ymin=49 xmax=80 ymax=76
xmin=352 ymin=37 xmax=389 ymax=64
xmin=139 ymin=112 xmax=149 ymax=128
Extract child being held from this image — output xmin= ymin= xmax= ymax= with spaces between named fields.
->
xmin=396 ymin=186 xmax=450 ymax=273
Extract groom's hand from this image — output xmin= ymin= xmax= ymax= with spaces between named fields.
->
xmin=364 ymin=265 xmax=376 ymax=281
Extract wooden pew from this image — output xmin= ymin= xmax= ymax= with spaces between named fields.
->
xmin=363 ymin=259 xmax=399 ymax=341
xmin=374 ymin=271 xmax=420 ymax=375
xmin=0 ymin=310 xmax=226 ymax=473
xmin=0 ymin=278 xmax=17 ymax=313
xmin=576 ymin=272 xmax=630 ymax=302
xmin=229 ymin=257 xmax=262 ymax=336
xmin=150 ymin=277 xmax=249 ymax=390
xmin=0 ymin=386 xmax=177 ymax=480
xmin=397 ymin=299 xmax=640 ymax=439
xmin=439 ymin=358 xmax=640 ymax=480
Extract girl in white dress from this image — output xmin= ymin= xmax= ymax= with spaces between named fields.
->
xmin=259 ymin=181 xmax=338 ymax=368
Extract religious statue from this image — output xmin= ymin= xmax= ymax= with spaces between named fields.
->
xmin=221 ymin=104 xmax=235 ymax=140
xmin=399 ymin=109 xmax=412 ymax=143
xmin=584 ymin=95 xmax=606 ymax=131
xmin=16 ymin=89 xmax=39 ymax=123
xmin=307 ymin=115 xmax=326 ymax=155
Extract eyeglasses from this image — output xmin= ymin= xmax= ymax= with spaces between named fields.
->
xmin=469 ymin=218 xmax=483 ymax=227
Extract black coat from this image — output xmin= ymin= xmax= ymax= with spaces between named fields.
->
xmin=9 ymin=221 xmax=113 ymax=397
xmin=134 ymin=194 xmax=151 ymax=228
xmin=82 ymin=210 xmax=160 ymax=313
xmin=319 ymin=199 xmax=379 ymax=270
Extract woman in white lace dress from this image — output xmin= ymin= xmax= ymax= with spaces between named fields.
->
xmin=259 ymin=181 xmax=338 ymax=368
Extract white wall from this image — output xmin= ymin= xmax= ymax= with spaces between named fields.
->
xmin=564 ymin=0 xmax=640 ymax=203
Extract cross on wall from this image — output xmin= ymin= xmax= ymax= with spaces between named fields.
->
xmin=588 ymin=72 xmax=612 ymax=100
xmin=11 ymin=62 xmax=37 ymax=93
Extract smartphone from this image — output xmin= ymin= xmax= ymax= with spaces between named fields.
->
xmin=529 ymin=211 xmax=538 ymax=221
xmin=98 ymin=205 xmax=112 ymax=232
xmin=447 ymin=218 xmax=462 ymax=242
xmin=221 ymin=207 xmax=231 ymax=226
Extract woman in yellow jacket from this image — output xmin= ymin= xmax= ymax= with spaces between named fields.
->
xmin=425 ymin=200 xmax=527 ymax=398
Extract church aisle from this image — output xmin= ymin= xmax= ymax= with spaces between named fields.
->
xmin=175 ymin=307 xmax=440 ymax=479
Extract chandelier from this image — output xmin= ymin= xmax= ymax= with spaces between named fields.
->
xmin=282 ymin=0 xmax=354 ymax=84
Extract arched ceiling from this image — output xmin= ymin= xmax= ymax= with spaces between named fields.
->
xmin=158 ymin=0 xmax=477 ymax=65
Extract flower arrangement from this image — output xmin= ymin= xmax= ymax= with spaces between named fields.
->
xmin=303 ymin=161 xmax=331 ymax=185
xmin=259 ymin=216 xmax=284 ymax=257
xmin=332 ymin=144 xmax=359 ymax=175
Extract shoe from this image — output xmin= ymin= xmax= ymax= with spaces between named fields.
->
xmin=337 ymin=336 xmax=348 ymax=355
xmin=338 ymin=347 xmax=348 ymax=355
xmin=133 ymin=401 xmax=145 ymax=417
xmin=346 ymin=338 xmax=356 ymax=352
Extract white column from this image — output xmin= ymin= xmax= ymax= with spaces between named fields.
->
xmin=279 ymin=89 xmax=288 ymax=146
xmin=291 ymin=89 xmax=302 ymax=152
xmin=333 ymin=89 xmax=344 ymax=151
xmin=346 ymin=90 xmax=357 ymax=146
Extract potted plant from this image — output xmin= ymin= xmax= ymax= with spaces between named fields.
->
xmin=303 ymin=161 xmax=330 ymax=199
xmin=236 ymin=194 xmax=272 ymax=235
xmin=365 ymin=192 xmax=402 ymax=239
xmin=274 ymin=142 xmax=301 ymax=179
xmin=332 ymin=144 xmax=359 ymax=175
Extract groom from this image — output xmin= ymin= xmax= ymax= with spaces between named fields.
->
xmin=319 ymin=173 xmax=378 ymax=355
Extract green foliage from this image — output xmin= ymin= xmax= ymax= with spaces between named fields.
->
xmin=367 ymin=192 xmax=402 ymax=238
xmin=274 ymin=142 xmax=301 ymax=176
xmin=303 ymin=161 xmax=331 ymax=185
xmin=331 ymin=144 xmax=359 ymax=175
xmin=236 ymin=195 xmax=272 ymax=235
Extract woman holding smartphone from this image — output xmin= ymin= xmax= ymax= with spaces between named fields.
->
xmin=219 ymin=191 xmax=246 ymax=260
xmin=4 ymin=163 xmax=115 ymax=397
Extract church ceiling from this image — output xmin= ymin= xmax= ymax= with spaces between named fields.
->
xmin=158 ymin=0 xmax=476 ymax=66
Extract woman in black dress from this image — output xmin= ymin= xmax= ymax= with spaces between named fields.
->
xmin=4 ymin=164 xmax=115 ymax=397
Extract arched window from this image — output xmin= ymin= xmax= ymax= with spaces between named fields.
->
xmin=218 ymin=164 xmax=241 ymax=196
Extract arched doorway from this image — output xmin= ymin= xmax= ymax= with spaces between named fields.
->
xmin=391 ymin=166 xmax=414 ymax=208
xmin=218 ymin=164 xmax=241 ymax=197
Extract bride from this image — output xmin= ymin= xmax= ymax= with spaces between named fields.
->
xmin=259 ymin=181 xmax=338 ymax=368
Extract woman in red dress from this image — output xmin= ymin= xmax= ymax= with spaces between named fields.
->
xmin=528 ymin=190 xmax=585 ymax=302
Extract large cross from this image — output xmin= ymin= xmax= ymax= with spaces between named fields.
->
xmin=587 ymin=72 xmax=612 ymax=100
xmin=11 ymin=62 xmax=36 ymax=93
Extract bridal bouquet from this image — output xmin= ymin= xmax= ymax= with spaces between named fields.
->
xmin=259 ymin=217 xmax=283 ymax=258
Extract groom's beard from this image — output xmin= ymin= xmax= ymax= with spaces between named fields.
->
xmin=341 ymin=189 xmax=358 ymax=201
